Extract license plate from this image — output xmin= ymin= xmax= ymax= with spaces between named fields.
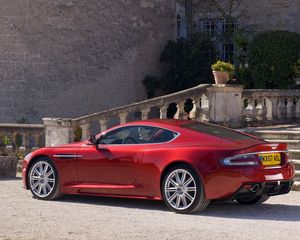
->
xmin=259 ymin=153 xmax=281 ymax=166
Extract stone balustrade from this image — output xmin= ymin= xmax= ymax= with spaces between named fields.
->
xmin=242 ymin=89 xmax=300 ymax=126
xmin=0 ymin=123 xmax=45 ymax=154
xmin=43 ymin=85 xmax=300 ymax=146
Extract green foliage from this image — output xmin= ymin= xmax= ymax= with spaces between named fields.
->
xmin=16 ymin=152 xmax=24 ymax=160
xmin=211 ymin=60 xmax=234 ymax=77
xmin=143 ymin=76 xmax=161 ymax=98
xmin=160 ymin=34 xmax=216 ymax=93
xmin=14 ymin=133 xmax=23 ymax=148
xmin=17 ymin=117 xmax=29 ymax=124
xmin=248 ymin=30 xmax=300 ymax=88
xmin=294 ymin=58 xmax=300 ymax=77
xmin=142 ymin=34 xmax=216 ymax=96
xmin=74 ymin=127 xmax=82 ymax=142
xmin=2 ymin=136 xmax=10 ymax=146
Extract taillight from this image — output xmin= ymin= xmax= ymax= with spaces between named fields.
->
xmin=221 ymin=154 xmax=259 ymax=166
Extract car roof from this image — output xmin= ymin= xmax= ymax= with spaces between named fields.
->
xmin=121 ymin=119 xmax=195 ymax=128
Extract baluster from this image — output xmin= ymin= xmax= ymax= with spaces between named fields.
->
xmin=243 ymin=98 xmax=254 ymax=123
xmin=119 ymin=112 xmax=128 ymax=124
xmin=286 ymin=98 xmax=294 ymax=119
xmin=141 ymin=108 xmax=150 ymax=120
xmin=99 ymin=119 xmax=108 ymax=132
xmin=277 ymin=98 xmax=286 ymax=120
xmin=296 ymin=98 xmax=300 ymax=119
xmin=189 ymin=98 xmax=198 ymax=120
xmin=174 ymin=101 xmax=185 ymax=119
xmin=255 ymin=98 xmax=265 ymax=122
xmin=159 ymin=105 xmax=168 ymax=119
xmin=200 ymin=94 xmax=209 ymax=122
xmin=80 ymin=123 xmax=90 ymax=140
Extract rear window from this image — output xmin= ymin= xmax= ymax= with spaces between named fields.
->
xmin=182 ymin=123 xmax=254 ymax=140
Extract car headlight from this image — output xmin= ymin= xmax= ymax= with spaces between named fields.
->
xmin=24 ymin=153 xmax=32 ymax=161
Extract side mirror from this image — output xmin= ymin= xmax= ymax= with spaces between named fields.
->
xmin=88 ymin=135 xmax=97 ymax=145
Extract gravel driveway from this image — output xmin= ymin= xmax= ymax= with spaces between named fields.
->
xmin=1 ymin=177 xmax=300 ymax=240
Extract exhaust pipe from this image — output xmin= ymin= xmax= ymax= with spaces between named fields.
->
xmin=249 ymin=184 xmax=260 ymax=193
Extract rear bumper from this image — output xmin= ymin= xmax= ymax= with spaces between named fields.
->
xmin=231 ymin=180 xmax=294 ymax=200
xmin=204 ymin=162 xmax=295 ymax=200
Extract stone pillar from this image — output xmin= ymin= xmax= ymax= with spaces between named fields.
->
xmin=207 ymin=85 xmax=243 ymax=127
xmin=43 ymin=118 xmax=73 ymax=147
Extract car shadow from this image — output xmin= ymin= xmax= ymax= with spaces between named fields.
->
xmin=57 ymin=195 xmax=300 ymax=221
xmin=200 ymin=201 xmax=300 ymax=222
xmin=57 ymin=194 xmax=169 ymax=212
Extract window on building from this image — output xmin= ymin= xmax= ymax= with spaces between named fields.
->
xmin=198 ymin=18 xmax=237 ymax=63
xmin=177 ymin=14 xmax=187 ymax=39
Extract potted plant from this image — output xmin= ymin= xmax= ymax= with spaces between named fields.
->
xmin=211 ymin=60 xmax=234 ymax=84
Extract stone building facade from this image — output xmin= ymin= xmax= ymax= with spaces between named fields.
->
xmin=176 ymin=0 xmax=300 ymax=61
xmin=0 ymin=0 xmax=175 ymax=123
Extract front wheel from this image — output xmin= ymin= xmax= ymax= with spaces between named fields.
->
xmin=28 ymin=158 xmax=61 ymax=200
xmin=236 ymin=194 xmax=269 ymax=205
xmin=162 ymin=165 xmax=210 ymax=214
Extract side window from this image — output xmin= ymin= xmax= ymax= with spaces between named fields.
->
xmin=150 ymin=129 xmax=178 ymax=143
xmin=98 ymin=126 xmax=157 ymax=145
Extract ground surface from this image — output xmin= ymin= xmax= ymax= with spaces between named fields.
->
xmin=1 ymin=177 xmax=300 ymax=240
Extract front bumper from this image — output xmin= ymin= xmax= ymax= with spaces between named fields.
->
xmin=232 ymin=180 xmax=294 ymax=200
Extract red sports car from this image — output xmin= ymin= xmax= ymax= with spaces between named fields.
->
xmin=22 ymin=119 xmax=295 ymax=214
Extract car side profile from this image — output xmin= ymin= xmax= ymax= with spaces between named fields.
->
xmin=22 ymin=119 xmax=295 ymax=214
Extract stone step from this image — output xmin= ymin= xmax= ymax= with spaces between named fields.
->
xmin=266 ymin=139 xmax=300 ymax=149
xmin=244 ymin=130 xmax=300 ymax=140
xmin=292 ymin=159 xmax=300 ymax=170
xmin=289 ymin=149 xmax=300 ymax=160
xmin=294 ymin=170 xmax=300 ymax=181
xmin=292 ymin=181 xmax=300 ymax=191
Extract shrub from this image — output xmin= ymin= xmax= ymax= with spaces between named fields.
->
xmin=143 ymin=34 xmax=216 ymax=95
xmin=248 ymin=30 xmax=300 ymax=88
xmin=143 ymin=76 xmax=161 ymax=98
xmin=14 ymin=133 xmax=23 ymax=148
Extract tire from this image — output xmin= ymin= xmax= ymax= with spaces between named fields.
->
xmin=236 ymin=194 xmax=269 ymax=205
xmin=28 ymin=157 xmax=61 ymax=200
xmin=162 ymin=164 xmax=210 ymax=214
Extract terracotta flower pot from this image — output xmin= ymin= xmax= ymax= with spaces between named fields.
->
xmin=213 ymin=71 xmax=229 ymax=84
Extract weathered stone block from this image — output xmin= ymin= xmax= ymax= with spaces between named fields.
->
xmin=0 ymin=156 xmax=18 ymax=178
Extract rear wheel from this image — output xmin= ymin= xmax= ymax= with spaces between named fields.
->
xmin=236 ymin=194 xmax=269 ymax=205
xmin=28 ymin=157 xmax=61 ymax=200
xmin=162 ymin=165 xmax=209 ymax=214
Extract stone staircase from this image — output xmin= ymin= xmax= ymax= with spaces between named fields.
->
xmin=243 ymin=125 xmax=300 ymax=191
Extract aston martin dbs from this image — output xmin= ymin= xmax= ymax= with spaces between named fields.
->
xmin=22 ymin=119 xmax=295 ymax=213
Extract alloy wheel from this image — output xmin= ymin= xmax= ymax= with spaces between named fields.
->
xmin=29 ymin=161 xmax=56 ymax=198
xmin=164 ymin=169 xmax=197 ymax=210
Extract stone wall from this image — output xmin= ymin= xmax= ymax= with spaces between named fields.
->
xmin=0 ymin=0 xmax=176 ymax=123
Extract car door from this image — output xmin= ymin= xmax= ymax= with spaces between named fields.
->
xmin=76 ymin=125 xmax=157 ymax=188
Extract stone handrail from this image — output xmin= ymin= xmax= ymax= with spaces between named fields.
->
xmin=0 ymin=123 xmax=45 ymax=154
